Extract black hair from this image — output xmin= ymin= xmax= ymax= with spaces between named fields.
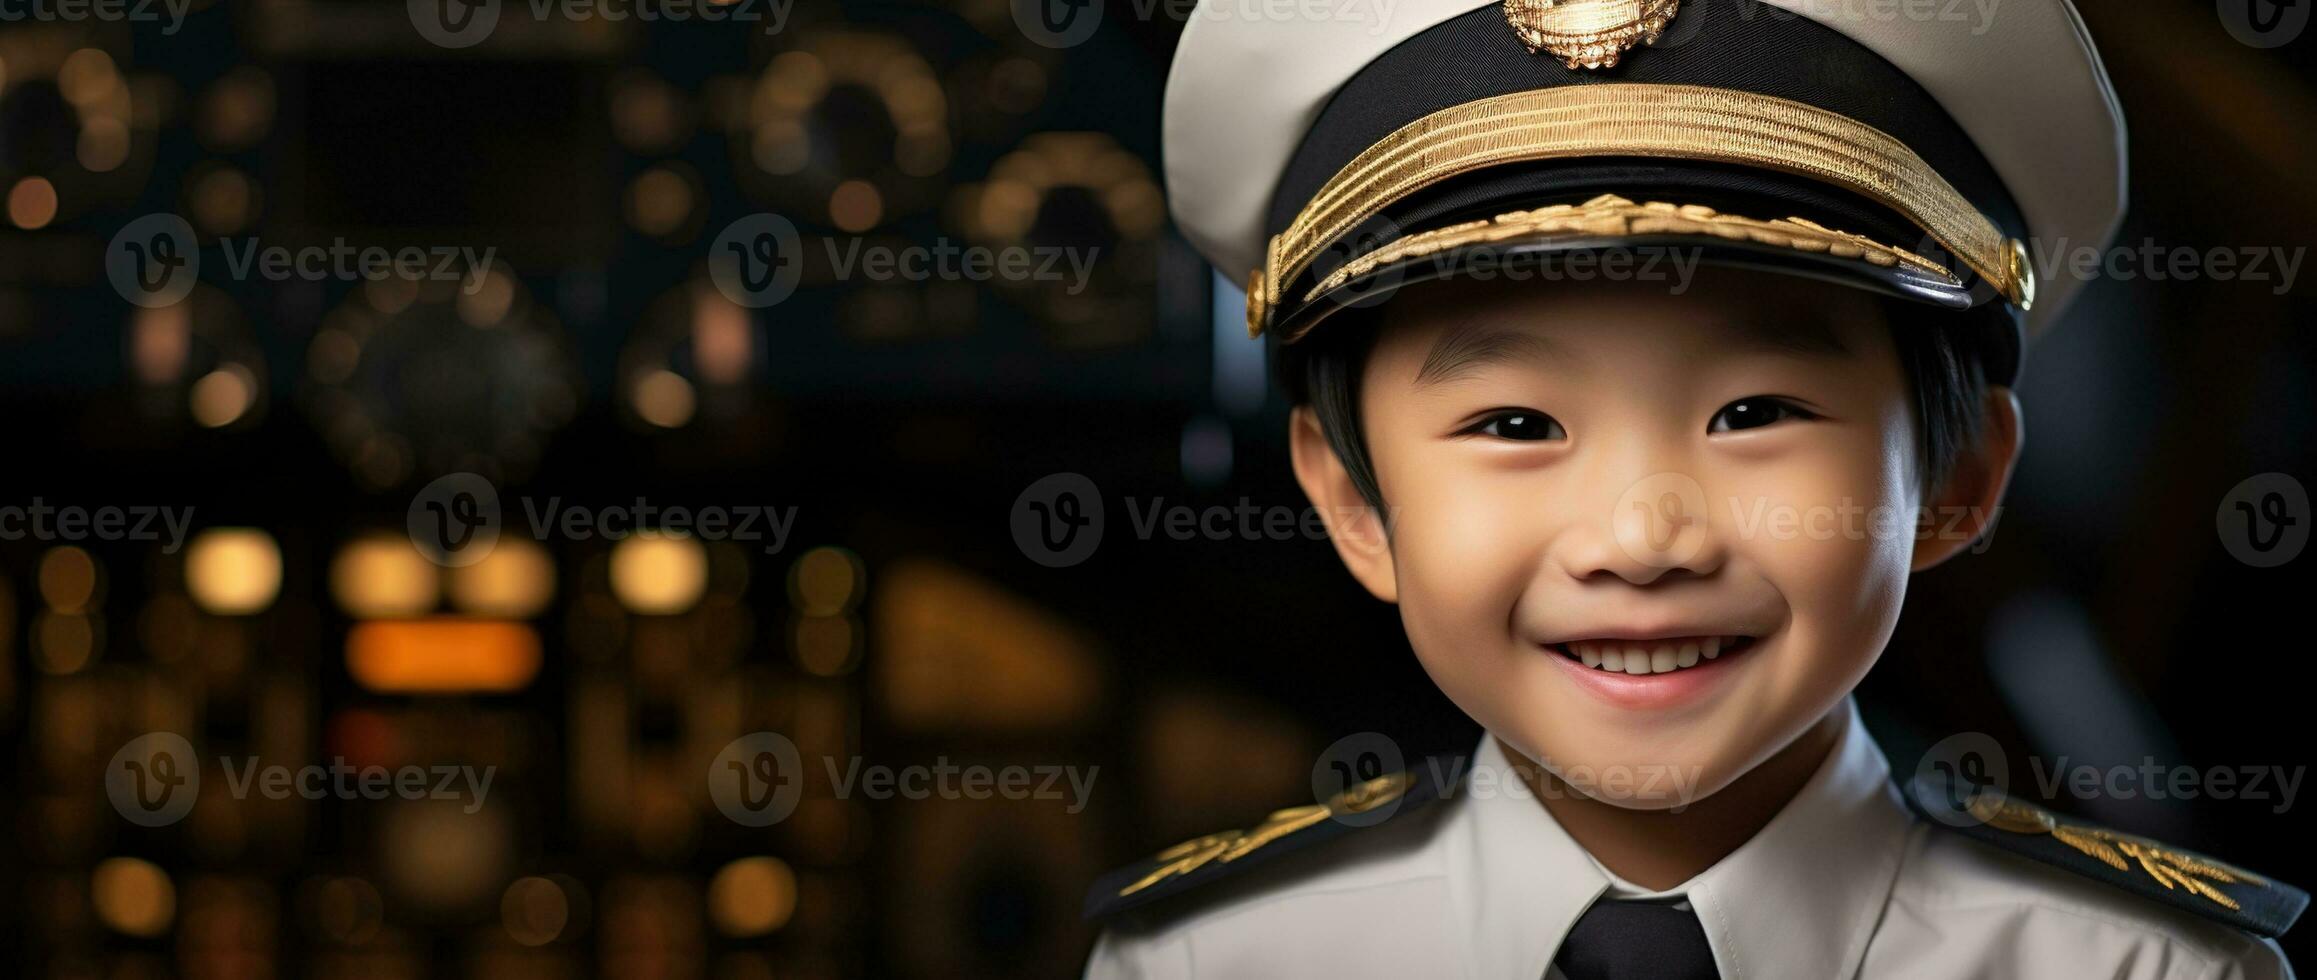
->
xmin=1284 ymin=293 xmax=1994 ymax=514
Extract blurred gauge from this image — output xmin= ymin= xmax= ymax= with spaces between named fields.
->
xmin=302 ymin=265 xmax=581 ymax=489
xmin=728 ymin=32 xmax=951 ymax=230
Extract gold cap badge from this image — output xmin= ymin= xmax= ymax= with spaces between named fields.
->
xmin=1504 ymin=0 xmax=1682 ymax=70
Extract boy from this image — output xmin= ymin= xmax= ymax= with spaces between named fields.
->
xmin=1083 ymin=0 xmax=2305 ymax=976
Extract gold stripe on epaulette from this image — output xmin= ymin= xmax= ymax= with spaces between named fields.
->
xmin=1969 ymin=792 xmax=2264 ymax=912
xmin=1117 ymin=772 xmax=1412 ymax=898
xmin=1251 ymin=83 xmax=2031 ymax=337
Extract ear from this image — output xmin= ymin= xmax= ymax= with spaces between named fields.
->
xmin=1911 ymin=385 xmax=2023 ymax=571
xmin=1289 ymin=405 xmax=1399 ymax=602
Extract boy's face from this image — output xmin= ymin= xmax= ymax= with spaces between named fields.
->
xmin=1293 ymin=270 xmax=2016 ymax=810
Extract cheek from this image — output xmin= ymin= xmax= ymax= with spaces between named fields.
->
xmin=1724 ymin=413 xmax=1917 ymax=665
xmin=1372 ymin=443 xmax=1539 ymax=660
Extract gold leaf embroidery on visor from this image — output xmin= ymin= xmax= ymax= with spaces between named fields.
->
xmin=1249 ymin=84 xmax=2031 ymax=338
xmin=1280 ymin=193 xmax=1954 ymax=342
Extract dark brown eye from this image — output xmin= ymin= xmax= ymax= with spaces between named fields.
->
xmin=1709 ymin=397 xmax=1815 ymax=434
xmin=1473 ymin=412 xmax=1565 ymax=441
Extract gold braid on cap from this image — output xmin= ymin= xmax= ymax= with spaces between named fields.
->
xmin=1247 ymin=83 xmax=2033 ymax=338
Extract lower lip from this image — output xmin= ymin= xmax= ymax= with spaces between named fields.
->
xmin=1542 ymin=640 xmax=1758 ymax=711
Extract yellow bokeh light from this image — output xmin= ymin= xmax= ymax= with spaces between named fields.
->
xmin=189 ymin=364 xmax=257 ymax=428
xmin=185 ymin=528 xmax=283 ymax=615
xmin=92 ymin=857 xmax=175 ymax=938
xmin=632 ymin=369 xmax=695 ymax=429
xmin=38 ymin=546 xmax=99 ymax=613
xmin=829 ymin=180 xmax=882 ymax=233
xmin=8 ymin=176 xmax=59 ymax=230
xmin=32 ymin=610 xmax=96 ymax=674
xmin=789 ymin=546 xmax=862 ymax=616
xmin=448 ymin=536 xmax=556 ymax=618
xmin=626 ymin=167 xmax=693 ymax=237
xmin=500 ymin=875 xmax=570 ymax=947
xmin=330 ymin=534 xmax=440 ymax=618
xmin=609 ymin=533 xmax=708 ymax=615
xmin=792 ymin=614 xmax=857 ymax=677
xmin=706 ymin=857 xmax=796 ymax=937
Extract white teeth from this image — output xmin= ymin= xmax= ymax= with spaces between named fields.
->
xmin=1565 ymin=635 xmax=1746 ymax=674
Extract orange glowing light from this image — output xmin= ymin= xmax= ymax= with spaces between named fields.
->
xmin=346 ymin=618 xmax=542 ymax=693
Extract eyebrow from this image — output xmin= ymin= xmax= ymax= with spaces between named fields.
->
xmin=1410 ymin=310 xmax=1858 ymax=387
xmin=1723 ymin=316 xmax=1855 ymax=359
xmin=1413 ymin=328 xmax=1562 ymax=387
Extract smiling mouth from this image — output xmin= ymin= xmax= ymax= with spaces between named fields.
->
xmin=1548 ymin=635 xmax=1760 ymax=676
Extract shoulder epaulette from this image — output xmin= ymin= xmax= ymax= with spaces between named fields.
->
xmin=1906 ymin=774 xmax=2307 ymax=938
xmin=1083 ymin=757 xmax=1463 ymax=921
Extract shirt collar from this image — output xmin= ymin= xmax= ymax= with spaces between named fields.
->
xmin=1449 ymin=699 xmax=1913 ymax=980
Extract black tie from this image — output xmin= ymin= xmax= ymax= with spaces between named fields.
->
xmin=1551 ymin=899 xmax=1721 ymax=980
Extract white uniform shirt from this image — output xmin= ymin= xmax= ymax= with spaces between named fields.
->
xmin=1086 ymin=701 xmax=2295 ymax=979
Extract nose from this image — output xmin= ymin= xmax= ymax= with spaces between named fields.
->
xmin=1552 ymin=466 xmax=1728 ymax=586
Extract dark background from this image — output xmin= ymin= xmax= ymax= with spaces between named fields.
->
xmin=1 ymin=0 xmax=2313 ymax=976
